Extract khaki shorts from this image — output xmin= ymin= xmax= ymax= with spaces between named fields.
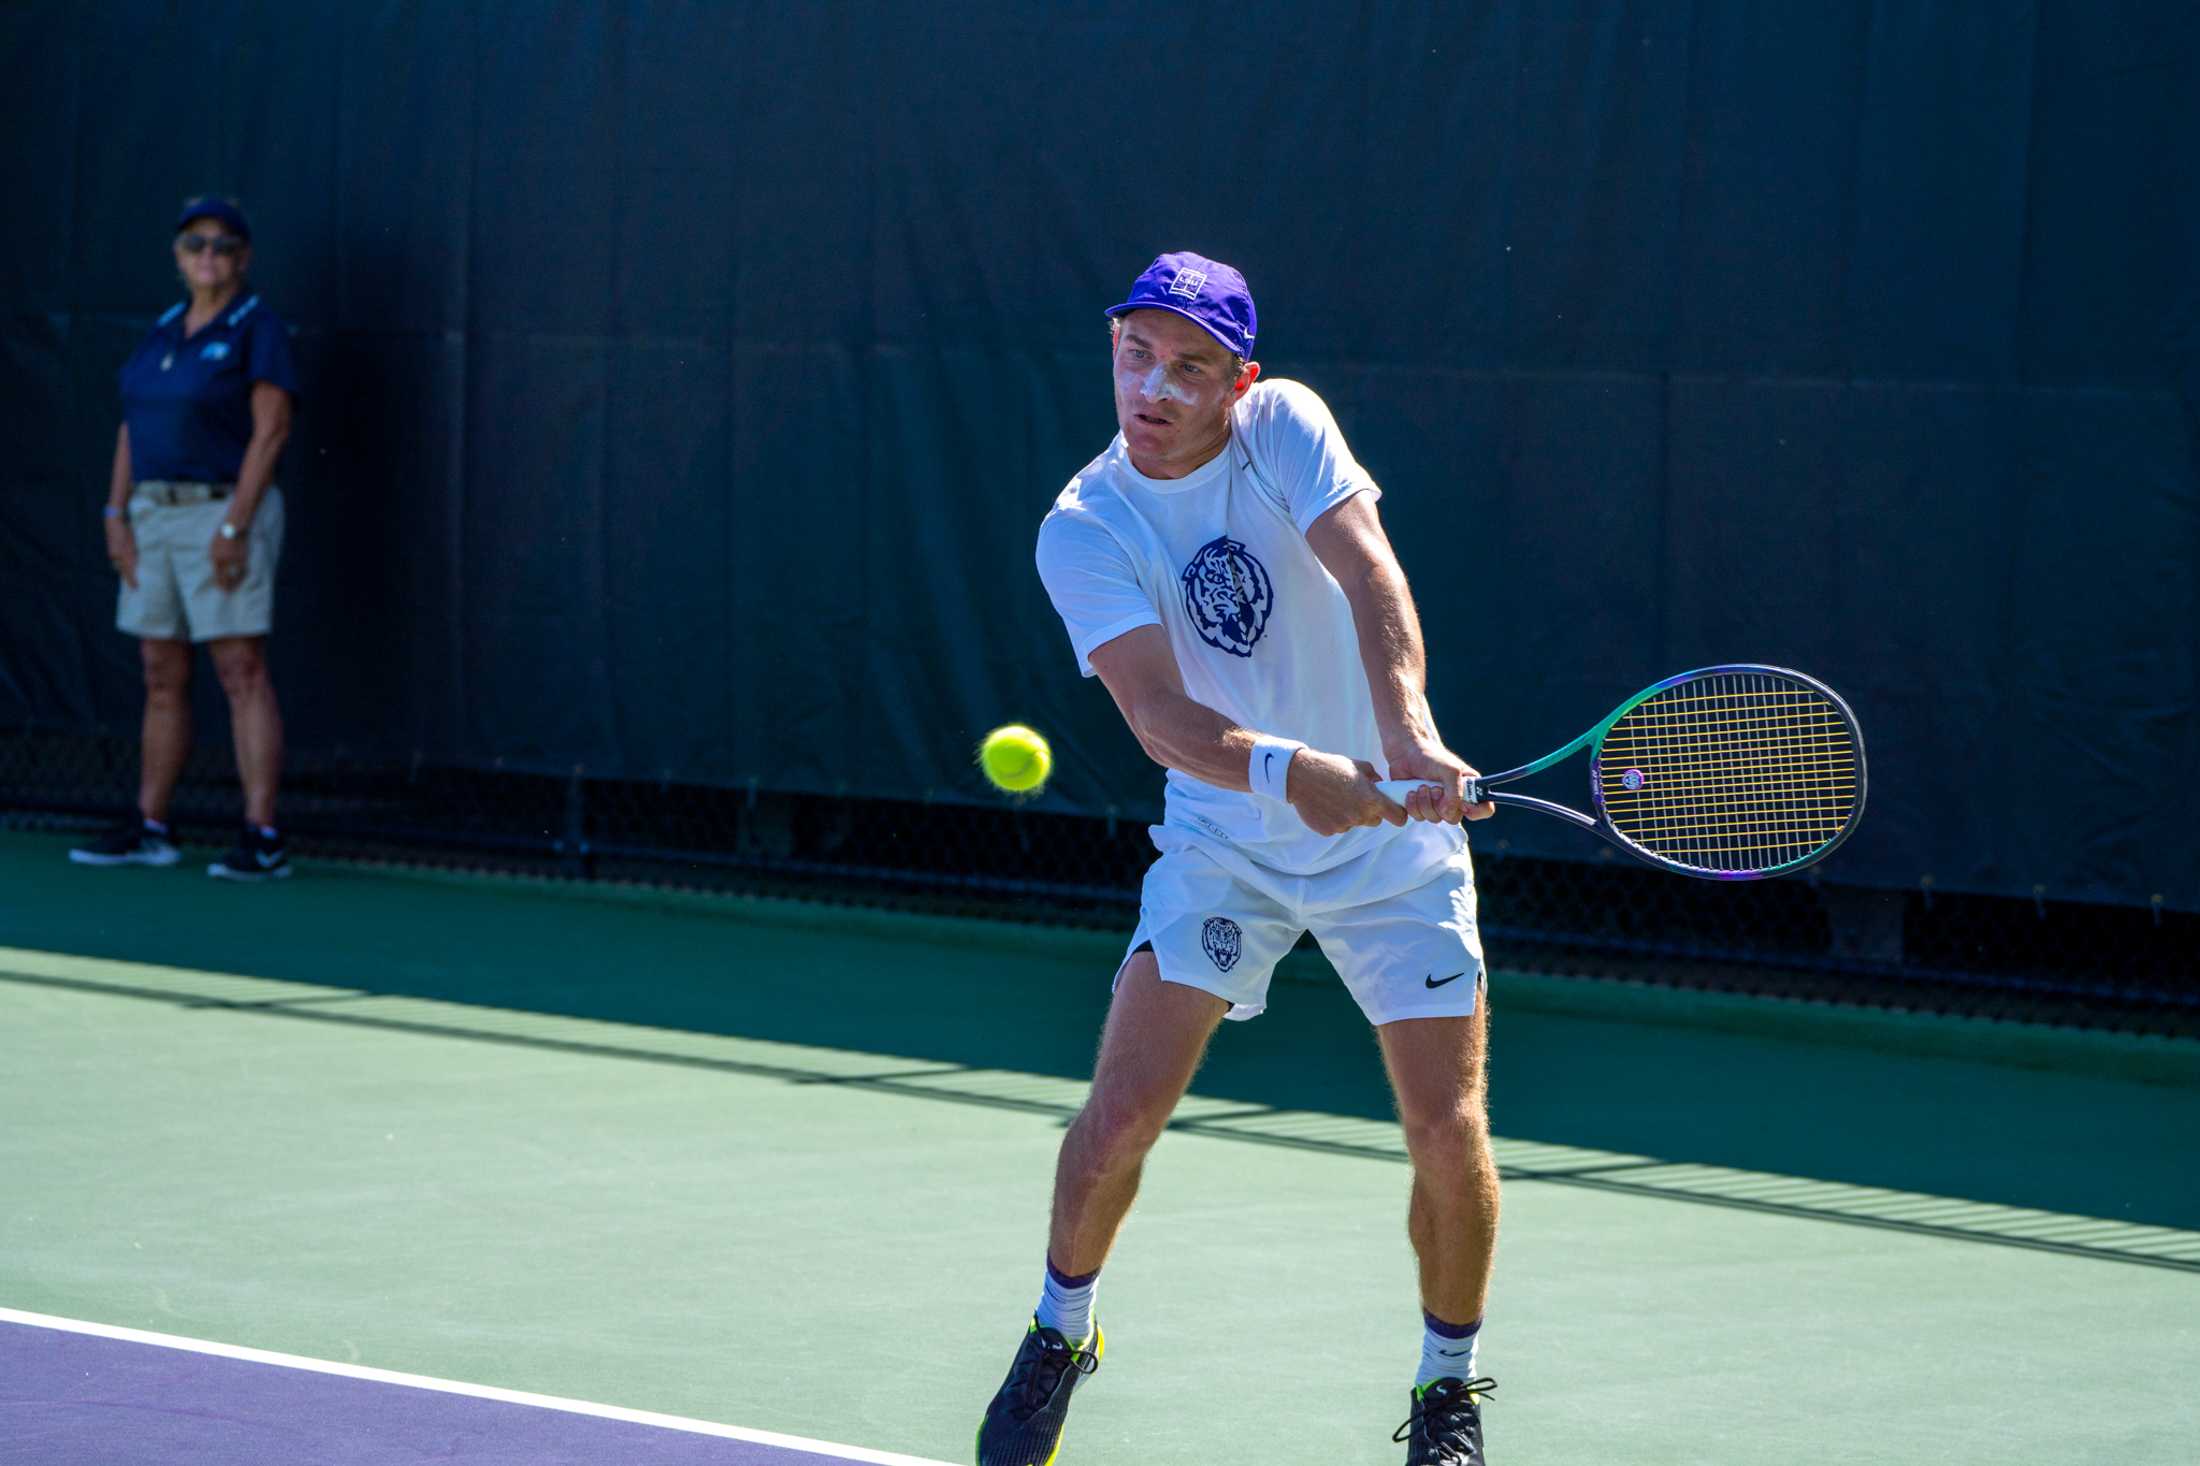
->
xmin=116 ymin=487 xmax=284 ymax=643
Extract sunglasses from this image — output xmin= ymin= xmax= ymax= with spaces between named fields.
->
xmin=177 ymin=234 xmax=246 ymax=256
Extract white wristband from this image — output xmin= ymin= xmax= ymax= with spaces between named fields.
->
xmin=1248 ymin=736 xmax=1305 ymax=801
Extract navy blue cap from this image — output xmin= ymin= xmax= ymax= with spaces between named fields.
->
xmin=175 ymin=195 xmax=251 ymax=241
xmin=1105 ymin=251 xmax=1255 ymax=359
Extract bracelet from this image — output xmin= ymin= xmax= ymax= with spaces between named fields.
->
xmin=1248 ymin=735 xmax=1305 ymax=801
xmin=102 ymin=504 xmax=124 ymax=521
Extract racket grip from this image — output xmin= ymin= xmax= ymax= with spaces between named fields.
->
xmin=1375 ymin=778 xmax=1486 ymax=805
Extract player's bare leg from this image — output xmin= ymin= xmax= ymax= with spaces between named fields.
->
xmin=1379 ymin=999 xmax=1499 ymax=1319
xmin=1050 ymin=950 xmax=1228 ymax=1274
xmin=1379 ymin=995 xmax=1499 ymax=1463
xmin=977 ymin=952 xmax=1226 ymax=1466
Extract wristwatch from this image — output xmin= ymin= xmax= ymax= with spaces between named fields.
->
xmin=217 ymin=521 xmax=241 ymax=541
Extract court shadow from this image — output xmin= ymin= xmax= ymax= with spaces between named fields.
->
xmin=6 ymin=833 xmax=2196 ymax=1261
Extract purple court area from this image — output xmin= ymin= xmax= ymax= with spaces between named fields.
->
xmin=0 ymin=1319 xmax=877 ymax=1465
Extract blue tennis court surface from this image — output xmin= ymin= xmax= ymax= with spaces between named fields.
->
xmin=0 ymin=1311 xmax=954 ymax=1466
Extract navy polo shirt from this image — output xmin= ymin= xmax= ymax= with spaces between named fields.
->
xmin=118 ymin=293 xmax=299 ymax=484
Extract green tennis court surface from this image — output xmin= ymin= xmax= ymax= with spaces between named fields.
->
xmin=3 ymin=829 xmax=2195 ymax=1463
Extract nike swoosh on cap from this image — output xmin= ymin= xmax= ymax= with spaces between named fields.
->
xmin=1424 ymin=972 xmax=1467 ymax=989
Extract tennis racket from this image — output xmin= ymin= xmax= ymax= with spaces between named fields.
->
xmin=1378 ymin=664 xmax=1866 ymax=880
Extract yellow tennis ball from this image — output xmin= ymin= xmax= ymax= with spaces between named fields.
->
xmin=979 ymin=724 xmax=1052 ymax=794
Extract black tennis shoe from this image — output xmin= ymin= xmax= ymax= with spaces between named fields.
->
xmin=1395 ymin=1376 xmax=1496 ymax=1465
xmin=208 ymin=826 xmax=290 ymax=882
xmin=974 ymin=1317 xmax=1101 ymax=1466
xmin=69 ymin=818 xmax=180 ymax=868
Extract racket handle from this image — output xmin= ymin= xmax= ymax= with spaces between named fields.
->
xmin=1376 ymin=778 xmax=1486 ymax=805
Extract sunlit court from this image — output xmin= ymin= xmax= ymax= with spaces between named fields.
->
xmin=4 ymin=4 xmax=2196 ymax=1465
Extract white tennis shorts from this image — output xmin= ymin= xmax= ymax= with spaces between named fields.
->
xmin=1123 ymin=817 xmax=1486 ymax=1026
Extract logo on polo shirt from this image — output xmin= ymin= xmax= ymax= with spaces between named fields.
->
xmin=1169 ymin=267 xmax=1207 ymax=300
xmin=200 ymin=342 xmax=231 ymax=361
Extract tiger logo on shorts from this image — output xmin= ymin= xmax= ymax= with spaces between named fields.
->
xmin=1180 ymin=536 xmax=1274 ymax=658
xmin=1201 ymin=916 xmax=1243 ymax=973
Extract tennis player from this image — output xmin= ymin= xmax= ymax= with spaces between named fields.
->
xmin=976 ymin=253 xmax=1500 ymax=1465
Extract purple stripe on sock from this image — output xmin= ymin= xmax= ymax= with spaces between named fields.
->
xmin=1424 ymin=1312 xmax=1482 ymax=1339
xmin=1045 ymin=1257 xmax=1100 ymax=1290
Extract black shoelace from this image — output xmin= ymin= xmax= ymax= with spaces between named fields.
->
xmin=1006 ymin=1332 xmax=1099 ymax=1421
xmin=1393 ymin=1377 xmax=1498 ymax=1452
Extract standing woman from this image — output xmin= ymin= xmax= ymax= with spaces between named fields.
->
xmin=70 ymin=196 xmax=299 ymax=881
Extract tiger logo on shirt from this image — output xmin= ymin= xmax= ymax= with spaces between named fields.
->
xmin=1180 ymin=535 xmax=1274 ymax=658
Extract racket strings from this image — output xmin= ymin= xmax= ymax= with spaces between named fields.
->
xmin=1598 ymin=671 xmax=1859 ymax=873
xmin=1609 ymin=713 xmax=1851 ymax=860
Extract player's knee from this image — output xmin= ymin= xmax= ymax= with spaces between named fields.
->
xmin=1073 ymin=1090 xmax=1172 ymax=1173
xmin=1399 ymin=1100 xmax=1490 ymax=1170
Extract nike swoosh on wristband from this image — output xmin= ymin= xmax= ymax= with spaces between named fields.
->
xmin=1424 ymin=972 xmax=1467 ymax=989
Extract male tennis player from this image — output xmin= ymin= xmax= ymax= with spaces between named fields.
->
xmin=975 ymin=253 xmax=1500 ymax=1466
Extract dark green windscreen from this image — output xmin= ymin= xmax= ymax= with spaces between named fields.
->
xmin=1 ymin=2 xmax=2193 ymax=911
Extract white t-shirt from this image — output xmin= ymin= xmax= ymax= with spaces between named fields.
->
xmin=1036 ymin=378 xmax=1410 ymax=876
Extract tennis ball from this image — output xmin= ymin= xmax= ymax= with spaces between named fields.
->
xmin=979 ymin=724 xmax=1053 ymax=794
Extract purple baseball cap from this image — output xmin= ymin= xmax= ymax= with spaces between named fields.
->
xmin=176 ymin=195 xmax=251 ymax=241
xmin=1105 ymin=251 xmax=1256 ymax=359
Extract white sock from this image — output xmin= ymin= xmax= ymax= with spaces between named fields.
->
xmin=1035 ymin=1258 xmax=1098 ymax=1345
xmin=1418 ymin=1312 xmax=1481 ymax=1387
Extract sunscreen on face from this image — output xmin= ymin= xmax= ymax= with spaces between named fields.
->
xmin=1139 ymin=363 xmax=1196 ymax=404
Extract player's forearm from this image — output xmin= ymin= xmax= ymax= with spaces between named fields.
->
xmin=1127 ymin=687 xmax=1263 ymax=792
xmin=1339 ymin=557 xmax=1438 ymax=757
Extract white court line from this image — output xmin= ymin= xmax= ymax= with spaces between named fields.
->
xmin=0 ymin=1307 xmax=957 ymax=1466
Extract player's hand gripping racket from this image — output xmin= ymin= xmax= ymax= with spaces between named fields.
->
xmin=1378 ymin=664 xmax=1866 ymax=880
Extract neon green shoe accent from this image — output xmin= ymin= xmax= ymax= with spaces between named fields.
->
xmin=1416 ymin=1376 xmax=1489 ymax=1403
xmin=1026 ymin=1316 xmax=1105 ymax=1355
